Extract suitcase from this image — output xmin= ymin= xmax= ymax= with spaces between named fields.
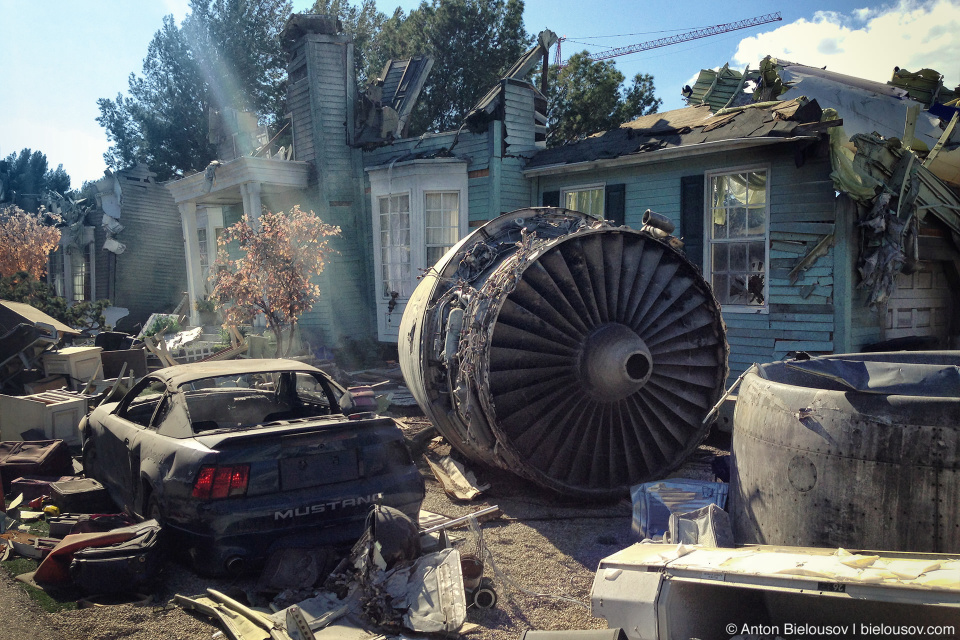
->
xmin=69 ymin=520 xmax=163 ymax=594
xmin=0 ymin=440 xmax=74 ymax=494
xmin=50 ymin=478 xmax=116 ymax=513
xmin=48 ymin=513 xmax=136 ymax=539
xmin=9 ymin=475 xmax=78 ymax=503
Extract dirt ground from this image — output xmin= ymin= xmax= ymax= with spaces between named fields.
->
xmin=4 ymin=415 xmax=727 ymax=640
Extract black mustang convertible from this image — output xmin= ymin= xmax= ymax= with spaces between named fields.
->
xmin=79 ymin=359 xmax=424 ymax=575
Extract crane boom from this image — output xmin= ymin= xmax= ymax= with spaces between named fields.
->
xmin=578 ymin=12 xmax=782 ymax=62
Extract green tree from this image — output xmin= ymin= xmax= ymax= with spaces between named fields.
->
xmin=98 ymin=16 xmax=211 ymax=178
xmin=547 ymin=52 xmax=662 ymax=147
xmin=309 ymin=0 xmax=385 ymax=85
xmin=97 ymin=0 xmax=292 ymax=180
xmin=185 ymin=0 xmax=292 ymax=119
xmin=317 ymin=0 xmax=530 ymax=134
xmin=0 ymin=272 xmax=110 ymax=334
xmin=0 ymin=149 xmax=71 ymax=212
xmin=387 ymin=0 xmax=530 ymax=132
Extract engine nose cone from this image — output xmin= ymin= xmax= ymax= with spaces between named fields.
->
xmin=579 ymin=323 xmax=653 ymax=402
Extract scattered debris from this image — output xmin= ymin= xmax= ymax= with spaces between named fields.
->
xmin=667 ymin=503 xmax=734 ymax=547
xmin=424 ymin=454 xmax=490 ymax=501
xmin=592 ymin=542 xmax=960 ymax=639
xmin=630 ymin=479 xmax=729 ymax=541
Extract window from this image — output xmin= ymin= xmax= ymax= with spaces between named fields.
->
xmin=707 ymin=169 xmax=768 ymax=310
xmin=367 ymin=159 xmax=467 ymax=341
xmin=71 ymin=249 xmax=90 ymax=302
xmin=198 ymin=228 xmax=208 ymax=272
xmin=562 ymin=185 xmax=604 ymax=218
xmin=424 ymin=192 xmax=460 ymax=266
xmin=379 ymin=194 xmax=412 ymax=298
xmin=49 ymin=250 xmax=65 ymax=298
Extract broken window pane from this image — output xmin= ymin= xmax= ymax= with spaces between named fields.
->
xmin=562 ymin=186 xmax=604 ymax=218
xmin=707 ymin=169 xmax=768 ymax=310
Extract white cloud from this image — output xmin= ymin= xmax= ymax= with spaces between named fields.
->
xmin=732 ymin=0 xmax=960 ymax=87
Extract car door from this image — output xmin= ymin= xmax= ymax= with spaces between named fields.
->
xmin=98 ymin=377 xmax=167 ymax=506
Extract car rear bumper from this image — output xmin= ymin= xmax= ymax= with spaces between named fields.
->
xmin=163 ymin=474 xmax=425 ymax=575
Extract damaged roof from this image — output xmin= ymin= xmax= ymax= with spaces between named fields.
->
xmin=525 ymin=98 xmax=827 ymax=173
xmin=682 ymin=63 xmax=759 ymax=111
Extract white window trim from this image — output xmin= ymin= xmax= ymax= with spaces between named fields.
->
xmin=366 ymin=159 xmax=468 ymax=341
xmin=376 ymin=189 xmax=414 ymax=299
xmin=704 ymin=165 xmax=770 ymax=315
xmin=423 ymin=189 xmax=462 ymax=268
xmin=560 ymin=182 xmax=605 ymax=218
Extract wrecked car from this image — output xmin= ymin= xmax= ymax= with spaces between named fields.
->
xmin=78 ymin=359 xmax=424 ymax=575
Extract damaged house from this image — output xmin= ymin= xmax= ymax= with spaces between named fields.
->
xmin=167 ymin=14 xmax=960 ymax=371
xmin=167 ymin=15 xmax=555 ymax=348
xmin=47 ymin=164 xmax=187 ymax=333
xmin=525 ymin=61 xmax=960 ymax=382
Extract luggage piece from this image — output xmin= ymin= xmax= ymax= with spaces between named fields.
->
xmin=48 ymin=513 xmax=137 ymax=539
xmin=9 ymin=475 xmax=77 ymax=503
xmin=69 ymin=520 xmax=163 ymax=594
xmin=50 ymin=478 xmax=116 ymax=513
xmin=0 ymin=440 xmax=73 ymax=494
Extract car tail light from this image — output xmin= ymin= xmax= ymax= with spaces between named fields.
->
xmin=192 ymin=464 xmax=249 ymax=499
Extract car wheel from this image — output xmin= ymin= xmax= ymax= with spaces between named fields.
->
xmin=146 ymin=494 xmax=164 ymax=525
xmin=82 ymin=441 xmax=98 ymax=480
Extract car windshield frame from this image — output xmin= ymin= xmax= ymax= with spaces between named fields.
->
xmin=177 ymin=369 xmax=344 ymax=435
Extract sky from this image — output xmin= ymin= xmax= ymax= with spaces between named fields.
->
xmin=2 ymin=0 xmax=958 ymax=187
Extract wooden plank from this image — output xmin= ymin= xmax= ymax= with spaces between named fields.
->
xmin=729 ymin=344 xmax=778 ymax=357
xmin=770 ymin=320 xmax=834 ymax=332
xmin=774 ymin=222 xmax=835 ymax=235
xmin=770 ymin=241 xmax=808 ymax=255
xmin=774 ymin=340 xmax=834 ymax=351
xmin=770 ymin=303 xmax=834 ymax=314
xmin=770 ymin=293 xmax=831 ymax=305
xmin=771 ymin=231 xmax=825 ymax=242
xmin=726 ymin=333 xmax=776 ymax=346
xmin=721 ymin=315 xmax=771 ymax=329
xmin=728 ymin=327 xmax=832 ymax=341
xmin=770 ymin=208 xmax=836 ymax=223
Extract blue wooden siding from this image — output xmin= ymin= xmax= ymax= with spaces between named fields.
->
xmin=532 ymin=144 xmax=880 ymax=381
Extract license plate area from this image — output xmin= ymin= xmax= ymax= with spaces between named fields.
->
xmin=280 ymin=449 xmax=360 ymax=490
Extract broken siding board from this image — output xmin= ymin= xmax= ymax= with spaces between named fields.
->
xmin=728 ymin=327 xmax=832 ymax=341
xmin=769 ymin=208 xmax=837 ymax=223
xmin=770 ymin=222 xmax=836 ymax=237
xmin=726 ymin=335 xmax=776 ymax=348
xmin=770 ymin=231 xmax=829 ymax=242
xmin=722 ymin=315 xmax=771 ymax=329
xmin=728 ymin=343 xmax=780 ymax=357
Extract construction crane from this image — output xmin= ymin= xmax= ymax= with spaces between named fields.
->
xmin=555 ymin=12 xmax=782 ymax=67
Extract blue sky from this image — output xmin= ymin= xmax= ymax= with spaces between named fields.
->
xmin=2 ymin=0 xmax=958 ymax=186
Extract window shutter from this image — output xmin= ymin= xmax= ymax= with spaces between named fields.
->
xmin=680 ymin=175 xmax=704 ymax=270
xmin=542 ymin=190 xmax=560 ymax=207
xmin=604 ymin=183 xmax=625 ymax=226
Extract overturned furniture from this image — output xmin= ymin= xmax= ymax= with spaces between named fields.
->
xmin=731 ymin=351 xmax=960 ymax=552
xmin=400 ymin=208 xmax=728 ymax=498
xmin=591 ymin=542 xmax=960 ymax=640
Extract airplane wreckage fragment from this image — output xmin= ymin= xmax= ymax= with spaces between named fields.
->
xmin=400 ymin=208 xmax=729 ymax=498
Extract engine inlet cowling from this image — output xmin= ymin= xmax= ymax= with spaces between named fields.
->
xmin=399 ymin=208 xmax=729 ymax=498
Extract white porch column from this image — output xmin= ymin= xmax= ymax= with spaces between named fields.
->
xmin=240 ymin=182 xmax=263 ymax=229
xmin=179 ymin=201 xmax=203 ymax=326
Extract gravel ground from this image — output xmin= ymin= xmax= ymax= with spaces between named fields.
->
xmin=8 ymin=415 xmax=725 ymax=640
